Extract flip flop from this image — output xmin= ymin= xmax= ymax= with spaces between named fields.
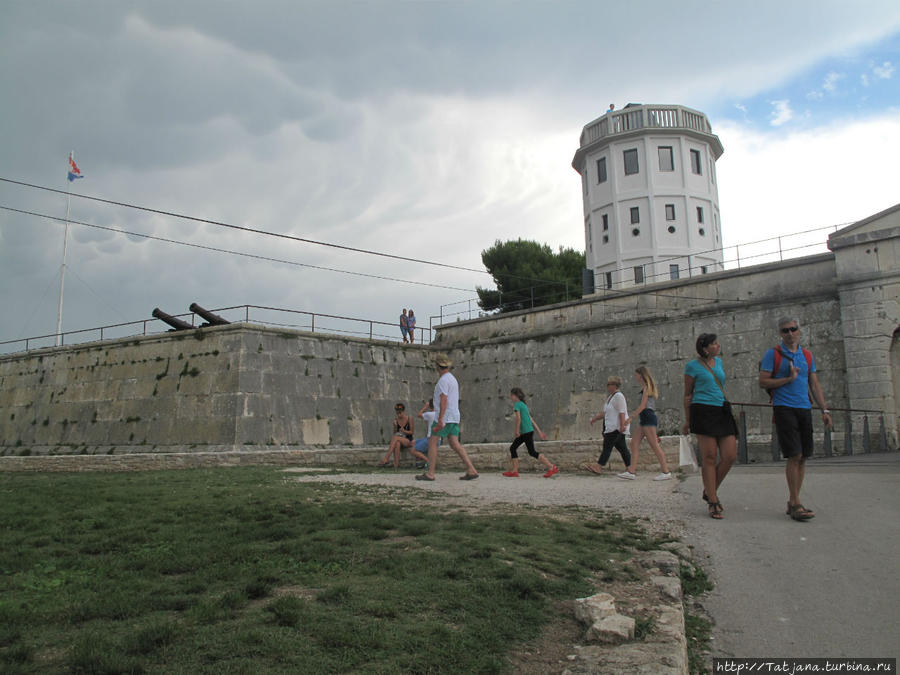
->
xmin=581 ymin=464 xmax=603 ymax=475
xmin=415 ymin=474 xmax=435 ymax=481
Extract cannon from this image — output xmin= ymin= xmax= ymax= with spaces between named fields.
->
xmin=152 ymin=307 xmax=194 ymax=331
xmin=189 ymin=303 xmax=231 ymax=327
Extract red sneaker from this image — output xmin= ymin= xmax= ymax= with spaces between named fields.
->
xmin=543 ymin=466 xmax=559 ymax=478
xmin=502 ymin=470 xmax=519 ymax=477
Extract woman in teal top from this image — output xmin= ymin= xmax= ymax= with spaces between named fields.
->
xmin=682 ymin=333 xmax=737 ymax=520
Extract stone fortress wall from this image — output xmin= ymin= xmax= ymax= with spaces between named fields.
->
xmin=1 ymin=204 xmax=898 ymax=462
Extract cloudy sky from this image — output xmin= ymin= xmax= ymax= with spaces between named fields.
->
xmin=1 ymin=1 xmax=899 ymax=348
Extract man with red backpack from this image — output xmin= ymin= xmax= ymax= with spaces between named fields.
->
xmin=758 ymin=317 xmax=833 ymax=521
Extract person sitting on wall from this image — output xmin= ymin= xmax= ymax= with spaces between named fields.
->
xmin=377 ymin=402 xmax=415 ymax=468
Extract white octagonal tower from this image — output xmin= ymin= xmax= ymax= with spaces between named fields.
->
xmin=572 ymin=104 xmax=725 ymax=291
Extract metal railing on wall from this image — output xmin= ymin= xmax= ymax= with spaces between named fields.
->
xmin=0 ymin=305 xmax=431 ymax=355
xmin=731 ymin=401 xmax=893 ymax=463
xmin=432 ymin=224 xmax=846 ymax=327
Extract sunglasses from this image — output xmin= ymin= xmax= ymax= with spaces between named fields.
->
xmin=780 ymin=326 xmax=799 ymax=333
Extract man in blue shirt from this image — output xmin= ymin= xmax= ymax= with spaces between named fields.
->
xmin=758 ymin=317 xmax=833 ymax=521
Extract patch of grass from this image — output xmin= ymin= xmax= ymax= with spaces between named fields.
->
xmin=685 ymin=609 xmax=713 ymax=674
xmin=0 ymin=467 xmax=661 ymax=673
xmin=680 ymin=562 xmax=714 ymax=596
xmin=634 ymin=613 xmax=656 ymax=640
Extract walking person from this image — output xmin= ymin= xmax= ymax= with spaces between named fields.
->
xmin=407 ymin=310 xmax=417 ymax=344
xmin=758 ymin=317 xmax=833 ymax=521
xmin=619 ymin=366 xmax=671 ymax=481
xmin=399 ymin=309 xmax=410 ymax=343
xmin=502 ymin=388 xmax=558 ymax=478
xmin=376 ymin=402 xmax=415 ymax=468
xmin=583 ymin=376 xmax=631 ymax=474
xmin=416 ymin=353 xmax=479 ymax=481
xmin=682 ymin=333 xmax=738 ymax=519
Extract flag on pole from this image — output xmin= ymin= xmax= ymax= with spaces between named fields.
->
xmin=67 ymin=154 xmax=84 ymax=182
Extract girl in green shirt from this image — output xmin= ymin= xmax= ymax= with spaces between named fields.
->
xmin=503 ymin=388 xmax=559 ymax=478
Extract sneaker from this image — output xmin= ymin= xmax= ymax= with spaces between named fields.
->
xmin=459 ymin=473 xmax=479 ymax=480
xmin=653 ymin=472 xmax=672 ymax=481
xmin=543 ymin=466 xmax=559 ymax=478
xmin=415 ymin=461 xmax=425 ymax=469
xmin=502 ymin=471 xmax=519 ymax=477
xmin=617 ymin=471 xmax=636 ymax=480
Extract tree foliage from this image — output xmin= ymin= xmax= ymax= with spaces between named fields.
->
xmin=476 ymin=239 xmax=585 ymax=312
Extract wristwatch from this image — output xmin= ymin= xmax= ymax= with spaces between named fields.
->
xmin=822 ymin=409 xmax=831 ymax=415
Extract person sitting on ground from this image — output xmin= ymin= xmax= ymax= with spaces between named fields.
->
xmin=377 ymin=402 xmax=415 ymax=468
xmin=411 ymin=399 xmax=437 ymax=468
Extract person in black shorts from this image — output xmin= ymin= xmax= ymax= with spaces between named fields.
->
xmin=758 ymin=317 xmax=833 ymax=521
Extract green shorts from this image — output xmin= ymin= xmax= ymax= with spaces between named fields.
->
xmin=431 ymin=422 xmax=460 ymax=438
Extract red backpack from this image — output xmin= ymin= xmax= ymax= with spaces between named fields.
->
xmin=765 ymin=345 xmax=813 ymax=402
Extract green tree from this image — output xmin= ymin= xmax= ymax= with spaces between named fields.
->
xmin=476 ymin=239 xmax=585 ymax=312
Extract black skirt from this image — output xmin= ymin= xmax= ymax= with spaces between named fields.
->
xmin=689 ymin=403 xmax=737 ymax=438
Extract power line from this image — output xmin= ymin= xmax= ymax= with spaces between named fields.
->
xmin=1 ymin=176 xmax=588 ymax=290
xmin=0 ymin=176 xmax=490 ymax=275
xmin=0 ymin=205 xmax=475 ymax=293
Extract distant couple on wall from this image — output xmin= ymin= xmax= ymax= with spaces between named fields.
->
xmin=400 ymin=308 xmax=417 ymax=344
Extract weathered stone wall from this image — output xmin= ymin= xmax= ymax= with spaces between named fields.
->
xmin=434 ymin=254 xmax=852 ymax=448
xmin=0 ymin=325 xmax=434 ymax=455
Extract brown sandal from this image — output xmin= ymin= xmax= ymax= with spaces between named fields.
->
xmin=788 ymin=503 xmax=814 ymax=520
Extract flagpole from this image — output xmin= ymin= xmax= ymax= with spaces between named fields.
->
xmin=55 ymin=152 xmax=73 ymax=347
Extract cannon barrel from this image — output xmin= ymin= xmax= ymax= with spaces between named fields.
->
xmin=152 ymin=307 xmax=194 ymax=331
xmin=189 ymin=303 xmax=231 ymax=326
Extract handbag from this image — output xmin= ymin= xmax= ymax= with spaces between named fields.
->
xmin=678 ymin=435 xmax=698 ymax=472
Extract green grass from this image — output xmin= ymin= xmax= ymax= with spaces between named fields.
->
xmin=685 ymin=611 xmax=713 ymax=675
xmin=680 ymin=560 xmax=715 ymax=674
xmin=0 ymin=467 xmax=661 ymax=674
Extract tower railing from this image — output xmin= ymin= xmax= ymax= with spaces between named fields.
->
xmin=579 ymin=104 xmax=712 ymax=147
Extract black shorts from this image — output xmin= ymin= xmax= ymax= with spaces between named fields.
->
xmin=638 ymin=409 xmax=658 ymax=427
xmin=773 ymin=406 xmax=814 ymax=458
xmin=689 ymin=403 xmax=737 ymax=438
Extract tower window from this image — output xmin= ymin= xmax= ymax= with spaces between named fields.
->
xmin=632 ymin=228 xmax=640 ymax=236
xmin=690 ymin=149 xmax=702 ymax=175
xmin=665 ymin=204 xmax=675 ymax=221
xmin=701 ymin=265 xmax=709 ymax=274
xmin=634 ymin=266 xmax=644 ymax=284
xmin=697 ymin=206 xmax=704 ymax=223
xmin=667 ymin=225 xmax=676 ymax=234
xmin=630 ymin=206 xmax=640 ymax=224
xmin=605 ymin=272 xmax=613 ymax=289
xmin=602 ymin=234 xmax=609 ymax=244
xmin=658 ymin=146 xmax=674 ymax=172
xmin=602 ymin=214 xmax=609 ymax=231
xmin=624 ymin=148 xmax=639 ymax=175
xmin=596 ymin=157 xmax=607 ymax=184
xmin=669 ymin=264 xmax=680 ymax=280
xmin=699 ymin=227 xmax=706 ymax=236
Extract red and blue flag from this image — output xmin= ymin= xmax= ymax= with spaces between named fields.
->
xmin=67 ymin=154 xmax=84 ymax=182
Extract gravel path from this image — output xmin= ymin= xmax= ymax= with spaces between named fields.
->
xmin=287 ymin=469 xmax=694 ymax=533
